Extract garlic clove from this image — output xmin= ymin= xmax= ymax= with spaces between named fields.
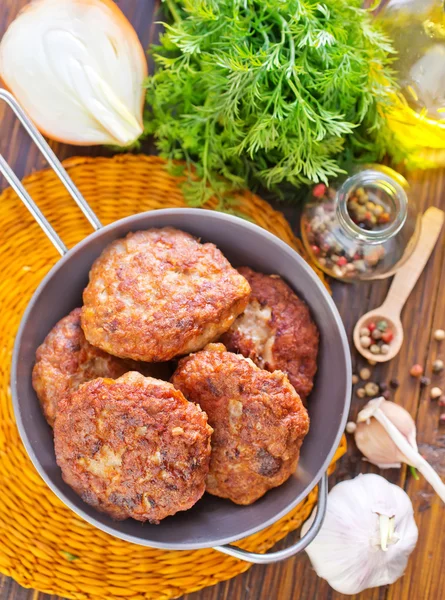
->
xmin=0 ymin=0 xmax=147 ymax=146
xmin=355 ymin=397 xmax=417 ymax=468
xmin=361 ymin=397 xmax=418 ymax=451
xmin=355 ymin=417 xmax=408 ymax=468
xmin=370 ymin=461 xmax=404 ymax=469
xmin=302 ymin=474 xmax=418 ymax=595
xmin=355 ymin=398 xmax=445 ymax=503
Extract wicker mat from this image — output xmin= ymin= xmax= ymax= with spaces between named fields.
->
xmin=0 ymin=154 xmax=346 ymax=600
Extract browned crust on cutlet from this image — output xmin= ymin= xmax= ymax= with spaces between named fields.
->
xmin=81 ymin=228 xmax=251 ymax=362
xmin=221 ymin=267 xmax=319 ymax=401
xmin=54 ymin=372 xmax=213 ymax=523
xmin=172 ymin=344 xmax=309 ymax=505
xmin=32 ymin=308 xmax=133 ymax=426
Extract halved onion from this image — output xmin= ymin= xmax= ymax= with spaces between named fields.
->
xmin=0 ymin=0 xmax=148 ymax=146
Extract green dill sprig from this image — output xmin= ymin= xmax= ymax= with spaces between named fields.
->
xmin=145 ymin=0 xmax=399 ymax=209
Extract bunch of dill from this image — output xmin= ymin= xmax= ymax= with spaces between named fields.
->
xmin=144 ymin=0 xmax=397 ymax=209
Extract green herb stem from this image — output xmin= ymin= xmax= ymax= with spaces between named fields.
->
xmin=145 ymin=0 xmax=399 ymax=209
xmin=409 ymin=466 xmax=419 ymax=481
xmin=164 ymin=0 xmax=181 ymax=24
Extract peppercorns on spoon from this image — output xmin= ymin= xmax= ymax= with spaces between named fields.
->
xmin=353 ymin=207 xmax=444 ymax=363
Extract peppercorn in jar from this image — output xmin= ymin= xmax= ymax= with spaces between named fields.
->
xmin=301 ymin=165 xmax=421 ymax=282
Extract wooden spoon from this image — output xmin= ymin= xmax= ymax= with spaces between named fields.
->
xmin=353 ymin=207 xmax=444 ymax=363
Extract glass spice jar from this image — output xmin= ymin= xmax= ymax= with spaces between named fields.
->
xmin=301 ymin=165 xmax=421 ymax=281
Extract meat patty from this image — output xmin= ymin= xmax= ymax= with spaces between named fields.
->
xmin=54 ymin=372 xmax=213 ymax=523
xmin=33 ymin=308 xmax=135 ymax=426
xmin=172 ymin=344 xmax=309 ymax=505
xmin=221 ymin=267 xmax=319 ymax=401
xmin=81 ymin=228 xmax=251 ymax=362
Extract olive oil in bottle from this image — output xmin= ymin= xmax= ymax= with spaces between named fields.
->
xmin=377 ymin=0 xmax=445 ymax=166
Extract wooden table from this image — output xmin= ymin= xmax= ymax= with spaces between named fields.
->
xmin=1 ymin=1 xmax=444 ymax=599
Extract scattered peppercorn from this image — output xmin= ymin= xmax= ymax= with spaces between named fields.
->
xmin=420 ymin=376 xmax=431 ymax=387
xmin=382 ymin=330 xmax=394 ymax=344
xmin=356 ymin=388 xmax=366 ymax=398
xmin=313 ymin=183 xmax=327 ymax=198
xmin=346 ymin=421 xmax=357 ymax=434
xmin=390 ymin=378 xmax=399 ymax=389
xmin=347 ymin=189 xmax=392 ymax=230
xmin=432 ymin=359 xmax=444 ymax=373
xmin=352 ymin=374 xmax=359 ymax=385
xmin=304 ymin=185 xmax=389 ymax=279
xmin=434 ymin=329 xmax=445 ymax=341
xmin=377 ymin=320 xmax=388 ymax=332
xmin=431 ymin=387 xmax=442 ymax=399
xmin=360 ymin=320 xmax=394 ymax=354
xmin=360 ymin=335 xmax=372 ymax=349
xmin=379 ymin=382 xmax=388 ymax=392
xmin=359 ymin=368 xmax=371 ymax=381
xmin=365 ymin=382 xmax=379 ymax=397
xmin=410 ymin=364 xmax=424 ymax=378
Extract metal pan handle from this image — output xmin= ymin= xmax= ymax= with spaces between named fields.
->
xmin=213 ymin=473 xmax=327 ymax=564
xmin=0 ymin=89 xmax=102 ymax=255
xmin=1 ymin=89 xmax=329 ymax=563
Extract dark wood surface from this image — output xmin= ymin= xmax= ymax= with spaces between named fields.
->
xmin=1 ymin=2 xmax=444 ymax=599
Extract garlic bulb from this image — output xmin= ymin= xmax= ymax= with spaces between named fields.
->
xmin=301 ymin=474 xmax=418 ymax=595
xmin=0 ymin=0 xmax=147 ymax=146
xmin=355 ymin=397 xmax=445 ymax=503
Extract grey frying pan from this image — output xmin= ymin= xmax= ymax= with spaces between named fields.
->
xmin=2 ymin=89 xmax=351 ymax=564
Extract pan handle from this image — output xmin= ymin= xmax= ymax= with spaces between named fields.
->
xmin=212 ymin=473 xmax=327 ymax=564
xmin=0 ymin=89 xmax=102 ymax=255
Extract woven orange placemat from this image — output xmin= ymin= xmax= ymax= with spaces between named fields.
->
xmin=0 ymin=154 xmax=346 ymax=600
